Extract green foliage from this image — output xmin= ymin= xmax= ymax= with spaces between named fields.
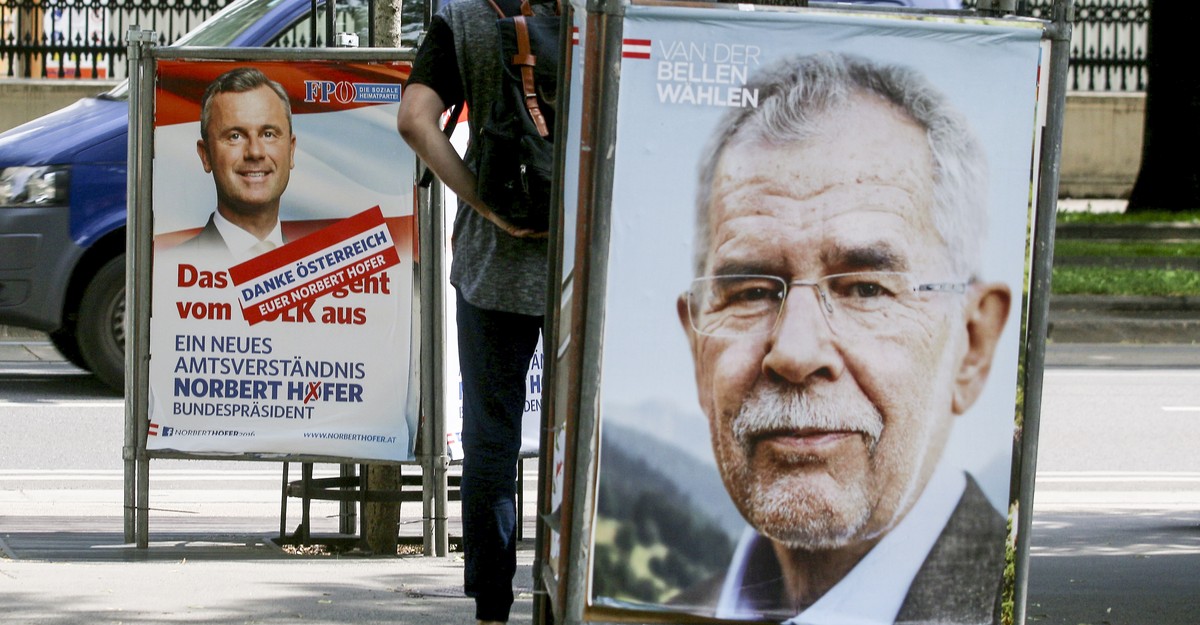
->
xmin=594 ymin=488 xmax=736 ymax=604
xmin=592 ymin=439 xmax=736 ymax=606
xmin=1000 ymin=504 xmax=1018 ymax=625
xmin=1052 ymin=266 xmax=1200 ymax=296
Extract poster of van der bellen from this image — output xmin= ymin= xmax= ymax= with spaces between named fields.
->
xmin=148 ymin=59 xmax=417 ymax=461
xmin=589 ymin=5 xmax=1044 ymax=624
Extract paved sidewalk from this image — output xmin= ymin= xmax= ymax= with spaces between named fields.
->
xmin=1 ymin=508 xmax=538 ymax=625
xmin=0 ymin=330 xmax=539 ymax=625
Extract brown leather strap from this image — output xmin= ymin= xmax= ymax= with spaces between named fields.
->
xmin=485 ymin=0 xmax=506 ymax=18
xmin=513 ymin=16 xmax=549 ymax=137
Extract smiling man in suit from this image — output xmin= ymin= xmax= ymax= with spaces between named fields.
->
xmin=178 ymin=67 xmax=296 ymax=264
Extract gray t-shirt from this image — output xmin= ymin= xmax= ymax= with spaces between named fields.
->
xmin=410 ymin=0 xmax=550 ymax=317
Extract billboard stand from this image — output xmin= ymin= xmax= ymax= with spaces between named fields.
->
xmin=122 ymin=42 xmax=448 ymax=553
xmin=1013 ymin=2 xmax=1075 ymax=623
xmin=124 ymin=26 xmax=156 ymax=548
xmin=539 ymin=1 xmax=1073 ymax=623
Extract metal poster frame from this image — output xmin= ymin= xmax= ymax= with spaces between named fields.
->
xmin=537 ymin=0 xmax=1074 ymax=624
xmin=122 ymin=40 xmax=453 ymax=552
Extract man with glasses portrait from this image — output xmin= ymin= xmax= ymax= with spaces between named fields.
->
xmin=672 ymin=52 xmax=1013 ymax=624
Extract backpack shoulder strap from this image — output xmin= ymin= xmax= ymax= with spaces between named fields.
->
xmin=484 ymin=0 xmax=512 ymax=18
xmin=511 ymin=15 xmax=550 ymax=137
xmin=482 ymin=0 xmax=511 ymax=17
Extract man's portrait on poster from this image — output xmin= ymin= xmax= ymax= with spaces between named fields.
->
xmin=171 ymin=67 xmax=296 ymax=264
xmin=660 ymin=51 xmax=1014 ymax=624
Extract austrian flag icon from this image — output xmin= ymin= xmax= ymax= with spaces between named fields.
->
xmin=622 ymin=38 xmax=651 ymax=59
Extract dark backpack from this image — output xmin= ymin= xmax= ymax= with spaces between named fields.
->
xmin=474 ymin=0 xmax=562 ymax=232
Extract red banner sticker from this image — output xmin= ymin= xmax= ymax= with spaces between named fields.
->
xmin=229 ymin=206 xmax=400 ymax=326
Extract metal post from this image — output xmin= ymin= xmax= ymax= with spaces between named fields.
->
xmin=556 ymin=0 xmax=626 ymax=620
xmin=124 ymin=25 xmax=157 ymax=549
xmin=1014 ymin=1 xmax=1074 ymax=624
xmin=310 ymin=0 xmax=319 ymax=46
xmin=340 ymin=463 xmax=357 ymax=535
xmin=417 ymin=156 xmax=450 ymax=557
xmin=430 ymin=178 xmax=449 ymax=557
xmin=326 ymin=0 xmax=337 ymax=48
xmin=280 ymin=462 xmax=290 ymax=539
xmin=122 ymin=25 xmax=144 ymax=545
xmin=367 ymin=0 xmax=376 ymax=46
xmin=533 ymin=4 xmax=577 ymax=622
xmin=302 ymin=462 xmax=314 ymax=543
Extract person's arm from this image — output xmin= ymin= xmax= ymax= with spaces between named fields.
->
xmin=398 ymin=84 xmax=544 ymax=238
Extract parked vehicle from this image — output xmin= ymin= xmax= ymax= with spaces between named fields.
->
xmin=0 ymin=0 xmax=421 ymax=389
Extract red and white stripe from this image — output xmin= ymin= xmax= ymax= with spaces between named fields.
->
xmin=622 ymin=38 xmax=651 ymax=59
xmin=148 ymin=422 xmax=160 ymax=437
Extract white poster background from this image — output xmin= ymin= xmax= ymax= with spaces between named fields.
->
xmin=592 ymin=4 xmax=1043 ymax=613
xmin=147 ymin=62 xmax=418 ymax=461
xmin=440 ymin=127 xmax=546 ymax=463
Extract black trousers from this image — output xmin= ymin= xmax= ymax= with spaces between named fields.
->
xmin=456 ymin=291 xmax=543 ymax=622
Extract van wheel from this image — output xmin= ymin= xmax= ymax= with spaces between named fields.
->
xmin=77 ymin=255 xmax=126 ymax=390
xmin=48 ymin=328 xmax=90 ymax=371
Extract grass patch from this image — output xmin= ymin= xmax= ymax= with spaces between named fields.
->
xmin=1055 ymin=239 xmax=1200 ymax=258
xmin=1051 ymin=209 xmax=1200 ymax=295
xmin=1057 ymin=209 xmax=1200 ymax=225
xmin=1052 ymin=266 xmax=1200 ymax=296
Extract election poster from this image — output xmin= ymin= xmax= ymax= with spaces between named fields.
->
xmin=147 ymin=59 xmax=417 ymax=462
xmin=588 ymin=5 xmax=1044 ymax=622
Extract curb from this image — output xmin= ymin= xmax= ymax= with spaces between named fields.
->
xmin=1050 ymin=294 xmax=1200 ymax=312
xmin=0 ymin=325 xmax=48 ymax=340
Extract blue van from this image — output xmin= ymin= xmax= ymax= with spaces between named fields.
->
xmin=0 ymin=0 xmax=420 ymax=389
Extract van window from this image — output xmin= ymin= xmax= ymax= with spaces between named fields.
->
xmin=270 ymin=0 xmax=426 ymax=48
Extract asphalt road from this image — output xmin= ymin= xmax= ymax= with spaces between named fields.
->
xmin=1026 ymin=364 xmax=1200 ymax=625
xmin=2 ymin=345 xmax=1199 ymax=624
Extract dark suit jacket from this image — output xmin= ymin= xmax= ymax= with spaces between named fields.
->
xmin=671 ymin=476 xmax=1006 ymax=625
xmin=167 ymin=213 xmax=287 ymax=267
xmin=895 ymin=477 xmax=1006 ymax=625
xmin=170 ymin=214 xmax=234 ymax=264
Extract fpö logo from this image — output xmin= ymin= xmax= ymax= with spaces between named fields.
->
xmin=303 ymin=80 xmax=401 ymax=104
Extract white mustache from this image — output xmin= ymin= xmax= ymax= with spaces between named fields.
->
xmin=732 ymin=385 xmax=884 ymax=450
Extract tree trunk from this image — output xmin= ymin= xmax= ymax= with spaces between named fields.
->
xmin=366 ymin=464 xmax=402 ymax=554
xmin=363 ymin=0 xmax=407 ymax=555
xmin=1126 ymin=0 xmax=1200 ymax=212
xmin=372 ymin=0 xmax=402 ymax=47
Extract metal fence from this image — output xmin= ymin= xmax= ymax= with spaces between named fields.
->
xmin=1 ymin=0 xmax=231 ymax=78
xmin=2 ymin=0 xmax=1151 ymax=90
xmin=964 ymin=0 xmax=1147 ymax=92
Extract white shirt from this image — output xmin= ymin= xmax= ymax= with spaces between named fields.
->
xmin=716 ymin=462 xmax=967 ymax=625
xmin=212 ymin=210 xmax=285 ymax=264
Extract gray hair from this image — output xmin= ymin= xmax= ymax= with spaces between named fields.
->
xmin=199 ymin=67 xmax=293 ymax=142
xmin=694 ymin=52 xmax=988 ymax=278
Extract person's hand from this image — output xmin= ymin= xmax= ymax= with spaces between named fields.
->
xmin=505 ymin=225 xmax=550 ymax=239
xmin=473 ymin=203 xmax=549 ymax=239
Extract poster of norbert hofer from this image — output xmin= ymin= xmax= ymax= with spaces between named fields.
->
xmin=148 ymin=59 xmax=418 ymax=462
xmin=591 ymin=5 xmax=1044 ymax=624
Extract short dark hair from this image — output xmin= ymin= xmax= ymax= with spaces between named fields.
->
xmin=199 ymin=67 xmax=293 ymax=142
